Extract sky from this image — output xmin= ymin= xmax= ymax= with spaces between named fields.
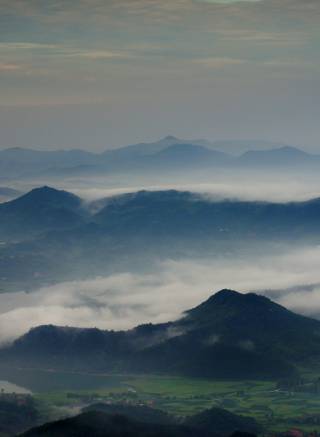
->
xmin=0 ymin=0 xmax=319 ymax=151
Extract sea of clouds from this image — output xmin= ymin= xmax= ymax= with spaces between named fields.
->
xmin=1 ymin=245 xmax=320 ymax=345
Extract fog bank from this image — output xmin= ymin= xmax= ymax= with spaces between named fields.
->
xmin=1 ymin=245 xmax=320 ymax=345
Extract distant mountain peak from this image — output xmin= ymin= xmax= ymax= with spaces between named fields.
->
xmin=32 ymin=185 xmax=59 ymax=193
xmin=6 ymin=185 xmax=82 ymax=210
xmin=161 ymin=135 xmax=180 ymax=142
xmin=242 ymin=145 xmax=310 ymax=158
xmin=22 ymin=185 xmax=76 ymax=199
xmin=3 ymin=146 xmax=27 ymax=152
xmin=275 ymin=145 xmax=308 ymax=154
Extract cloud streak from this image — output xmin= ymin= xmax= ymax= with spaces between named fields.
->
xmin=194 ymin=57 xmax=246 ymax=68
xmin=0 ymin=63 xmax=21 ymax=72
xmin=59 ymin=170 xmax=320 ymax=203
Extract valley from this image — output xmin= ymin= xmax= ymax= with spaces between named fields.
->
xmin=2 ymin=0 xmax=320 ymax=433
xmin=2 ymin=370 xmax=320 ymax=434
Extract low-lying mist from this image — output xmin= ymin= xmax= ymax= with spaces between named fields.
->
xmin=7 ymin=167 xmax=320 ymax=204
xmin=1 ymin=245 xmax=320 ymax=345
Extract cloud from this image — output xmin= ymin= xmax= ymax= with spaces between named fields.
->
xmin=62 ymin=171 xmax=320 ymax=203
xmin=278 ymin=288 xmax=320 ymax=317
xmin=62 ymin=49 xmax=131 ymax=60
xmin=0 ymin=63 xmax=21 ymax=72
xmin=194 ymin=57 xmax=246 ymax=69
xmin=197 ymin=0 xmax=261 ymax=3
xmin=0 ymin=43 xmax=58 ymax=50
xmin=214 ymin=29 xmax=308 ymax=45
xmin=1 ymin=245 xmax=320 ymax=345
xmin=0 ymin=42 xmax=130 ymax=60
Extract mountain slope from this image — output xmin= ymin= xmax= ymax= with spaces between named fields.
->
xmin=21 ymin=407 xmax=260 ymax=437
xmin=2 ymin=188 xmax=320 ymax=290
xmin=84 ymin=404 xmax=261 ymax=436
xmin=102 ymin=136 xmax=214 ymax=158
xmin=0 ymin=187 xmax=21 ymax=202
xmin=0 ymin=186 xmax=85 ymax=240
xmin=152 ymin=144 xmax=231 ymax=167
xmin=0 ymin=147 xmax=98 ymax=177
xmin=185 ymin=407 xmax=261 ymax=436
xmin=238 ymin=146 xmax=319 ymax=166
xmin=20 ymin=411 xmax=217 ymax=437
xmin=133 ymin=290 xmax=320 ymax=378
xmin=4 ymin=187 xmax=320 ymax=243
xmin=2 ymin=290 xmax=320 ymax=379
xmin=83 ymin=403 xmax=176 ymax=425
xmin=93 ymin=190 xmax=320 ymax=240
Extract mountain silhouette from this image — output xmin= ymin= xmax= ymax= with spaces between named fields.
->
xmin=2 ymin=290 xmax=320 ymax=379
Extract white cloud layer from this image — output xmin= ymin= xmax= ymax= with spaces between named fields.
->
xmin=1 ymin=245 xmax=320 ymax=345
xmin=64 ymin=174 xmax=320 ymax=203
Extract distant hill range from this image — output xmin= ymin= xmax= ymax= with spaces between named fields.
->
xmin=2 ymin=186 xmax=320 ymax=241
xmin=0 ymin=137 xmax=319 ymax=178
xmin=2 ymin=289 xmax=320 ymax=379
xmin=1 ymin=186 xmax=320 ymax=290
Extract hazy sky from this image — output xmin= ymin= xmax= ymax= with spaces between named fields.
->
xmin=0 ymin=0 xmax=319 ymax=151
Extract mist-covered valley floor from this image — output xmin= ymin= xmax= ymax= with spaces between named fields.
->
xmin=1 ymin=165 xmax=320 ymax=344
xmin=1 ymin=245 xmax=320 ymax=345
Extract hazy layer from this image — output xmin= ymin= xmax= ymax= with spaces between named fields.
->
xmin=7 ymin=167 xmax=320 ymax=204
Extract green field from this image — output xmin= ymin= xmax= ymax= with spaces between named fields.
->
xmin=32 ymin=374 xmax=320 ymax=433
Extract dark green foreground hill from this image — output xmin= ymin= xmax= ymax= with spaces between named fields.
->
xmin=20 ymin=412 xmax=205 ymax=437
xmin=82 ymin=404 xmax=260 ymax=436
xmin=20 ymin=410 xmax=258 ymax=437
xmin=2 ymin=289 xmax=320 ymax=379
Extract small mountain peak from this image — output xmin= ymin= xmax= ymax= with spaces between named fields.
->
xmin=202 ymin=289 xmax=244 ymax=303
xmin=209 ymin=289 xmax=271 ymax=305
xmin=273 ymin=145 xmax=303 ymax=152
xmin=9 ymin=185 xmax=82 ymax=208
xmin=185 ymin=289 xmax=281 ymax=321
xmin=162 ymin=135 xmax=179 ymax=142
xmin=1 ymin=146 xmax=34 ymax=153
xmin=214 ymin=289 xmax=241 ymax=298
xmin=185 ymin=289 xmax=242 ymax=316
xmin=32 ymin=185 xmax=58 ymax=193
xmin=25 ymin=186 xmax=65 ymax=199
